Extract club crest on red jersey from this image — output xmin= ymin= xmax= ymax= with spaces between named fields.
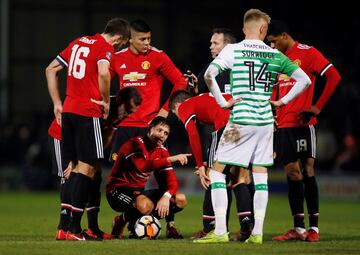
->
xmin=293 ymin=59 xmax=301 ymax=66
xmin=141 ymin=61 xmax=150 ymax=70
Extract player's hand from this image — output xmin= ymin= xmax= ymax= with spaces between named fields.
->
xmin=273 ymin=115 xmax=278 ymax=131
xmin=223 ymin=98 xmax=241 ymax=110
xmin=184 ymin=70 xmax=198 ymax=88
xmin=167 ymin=153 xmax=192 ymax=165
xmin=269 ymin=99 xmax=285 ymax=109
xmin=298 ymin=105 xmax=321 ymax=124
xmin=54 ymin=104 xmax=62 ymax=126
xmin=64 ymin=161 xmax=75 ymax=179
xmin=156 ymin=108 xmax=169 ymax=118
xmin=196 ymin=166 xmax=210 ymax=189
xmin=91 ymin=98 xmax=110 ymax=119
xmin=155 ymin=196 xmax=170 ymax=218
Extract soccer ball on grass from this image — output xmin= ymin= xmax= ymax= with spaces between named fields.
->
xmin=134 ymin=215 xmax=161 ymax=240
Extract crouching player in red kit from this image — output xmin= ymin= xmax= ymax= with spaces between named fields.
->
xmin=106 ymin=117 xmax=190 ymax=238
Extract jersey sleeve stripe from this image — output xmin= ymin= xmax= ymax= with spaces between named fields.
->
xmin=320 ymin=63 xmax=332 ymax=76
xmin=125 ymin=151 xmax=143 ymax=159
xmin=56 ymin=55 xmax=68 ymax=67
xmin=97 ymin=59 xmax=110 ymax=65
xmin=184 ymin=114 xmax=196 ymax=128
xmin=158 ymin=166 xmax=174 ymax=171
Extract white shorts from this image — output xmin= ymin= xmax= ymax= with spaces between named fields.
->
xmin=215 ymin=123 xmax=274 ymax=168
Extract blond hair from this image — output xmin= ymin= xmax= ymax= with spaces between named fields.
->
xmin=243 ymin=9 xmax=271 ymax=29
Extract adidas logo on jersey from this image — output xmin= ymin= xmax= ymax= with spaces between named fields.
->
xmin=120 ymin=64 xmax=126 ymax=69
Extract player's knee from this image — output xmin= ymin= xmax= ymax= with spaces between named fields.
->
xmin=304 ymin=167 xmax=315 ymax=177
xmin=135 ymin=195 xmax=154 ymax=214
xmin=174 ymin=193 xmax=187 ymax=209
xmin=304 ymin=160 xmax=315 ymax=177
xmin=285 ymin=162 xmax=303 ymax=181
xmin=286 ymin=169 xmax=303 ymax=181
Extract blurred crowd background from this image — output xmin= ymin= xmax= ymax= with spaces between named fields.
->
xmin=0 ymin=0 xmax=359 ymax=191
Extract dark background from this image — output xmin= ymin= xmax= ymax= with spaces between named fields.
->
xmin=0 ymin=0 xmax=359 ymax=190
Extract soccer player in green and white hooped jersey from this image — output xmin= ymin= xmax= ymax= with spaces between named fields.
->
xmin=194 ymin=9 xmax=311 ymax=244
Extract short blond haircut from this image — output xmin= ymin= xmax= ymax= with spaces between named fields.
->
xmin=243 ymin=9 xmax=271 ymax=27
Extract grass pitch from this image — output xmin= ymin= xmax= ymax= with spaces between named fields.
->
xmin=0 ymin=192 xmax=359 ymax=255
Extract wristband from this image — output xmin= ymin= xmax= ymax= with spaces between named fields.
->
xmin=163 ymin=191 xmax=172 ymax=198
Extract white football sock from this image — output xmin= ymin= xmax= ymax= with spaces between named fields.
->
xmin=209 ymin=170 xmax=228 ymax=235
xmin=252 ymin=172 xmax=268 ymax=236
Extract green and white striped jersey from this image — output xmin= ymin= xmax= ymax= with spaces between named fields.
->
xmin=211 ymin=39 xmax=299 ymax=126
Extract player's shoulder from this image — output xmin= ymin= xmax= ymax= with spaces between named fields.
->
xmin=295 ymin=42 xmax=324 ymax=58
xmin=156 ymin=144 xmax=168 ymax=152
xmin=296 ymin=43 xmax=313 ymax=50
xmin=149 ymin=46 xmax=164 ymax=53
xmin=114 ymin=47 xmax=129 ymax=55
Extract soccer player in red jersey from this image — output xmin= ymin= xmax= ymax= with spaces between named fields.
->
xmin=109 ymin=19 xmax=187 ymax=158
xmin=168 ymin=90 xmax=253 ymax=241
xmin=106 ymin=117 xmax=190 ymax=239
xmin=109 ymin=19 xmax=187 ymax=238
xmin=267 ymin=20 xmax=342 ymax=242
xmin=46 ymin=17 xmax=130 ymax=241
xmin=48 ymin=87 xmax=141 ymax=240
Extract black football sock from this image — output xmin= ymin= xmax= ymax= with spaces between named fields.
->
xmin=233 ymin=183 xmax=252 ymax=233
xmin=112 ymin=213 xmax=127 ymax=235
xmin=69 ymin=173 xmax=92 ymax=234
xmin=86 ymin=174 xmax=102 ymax=231
xmin=58 ymin=182 xmax=71 ymax=231
xmin=304 ymin=175 xmax=319 ymax=228
xmin=226 ymin=186 xmax=232 ymax=230
xmin=123 ymin=208 xmax=143 ymax=233
xmin=165 ymin=199 xmax=186 ymax=226
xmin=202 ymin=188 xmax=215 ymax=232
xmin=287 ymin=178 xmax=305 ymax=229
xmin=247 ymin=182 xmax=255 ymax=225
xmin=64 ymin=172 xmax=77 ymax=203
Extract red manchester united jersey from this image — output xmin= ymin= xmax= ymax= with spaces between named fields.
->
xmin=57 ymin=33 xmax=113 ymax=117
xmin=106 ymin=136 xmax=178 ymax=195
xmin=272 ymin=41 xmax=332 ymax=127
xmin=178 ymin=93 xmax=231 ymax=167
xmin=110 ymin=47 xmax=187 ymax=127
xmin=48 ymin=119 xmax=62 ymax=140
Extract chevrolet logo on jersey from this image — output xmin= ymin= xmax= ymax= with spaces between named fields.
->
xmin=123 ymin=72 xmax=146 ymax=81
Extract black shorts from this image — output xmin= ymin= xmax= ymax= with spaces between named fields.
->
xmin=106 ymin=187 xmax=145 ymax=213
xmin=62 ymin=113 xmax=104 ymax=162
xmin=275 ymin=125 xmax=317 ymax=165
xmin=48 ymin=135 xmax=69 ymax=179
xmin=207 ymin=127 xmax=225 ymax=168
xmin=106 ymin=187 xmax=168 ymax=213
xmin=110 ymin=126 xmax=147 ymax=161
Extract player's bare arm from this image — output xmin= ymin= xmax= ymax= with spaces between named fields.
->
xmin=98 ymin=61 xmax=111 ymax=119
xmin=45 ymin=59 xmax=64 ymax=125
xmin=167 ymin=153 xmax=192 ymax=165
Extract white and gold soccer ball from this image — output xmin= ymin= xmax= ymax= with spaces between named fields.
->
xmin=134 ymin=215 xmax=161 ymax=240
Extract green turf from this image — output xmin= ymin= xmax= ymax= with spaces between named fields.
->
xmin=0 ymin=192 xmax=359 ymax=255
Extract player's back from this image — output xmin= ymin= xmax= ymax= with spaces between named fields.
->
xmin=275 ymin=42 xmax=330 ymax=128
xmin=60 ymin=34 xmax=113 ymax=117
xmin=179 ymin=93 xmax=230 ymax=131
xmin=213 ymin=40 xmax=299 ymax=126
